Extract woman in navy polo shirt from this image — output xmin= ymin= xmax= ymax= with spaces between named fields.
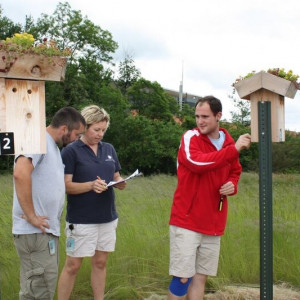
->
xmin=57 ymin=105 xmax=126 ymax=300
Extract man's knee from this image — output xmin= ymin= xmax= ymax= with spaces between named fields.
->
xmin=169 ymin=276 xmax=192 ymax=297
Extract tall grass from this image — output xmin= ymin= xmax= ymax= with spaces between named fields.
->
xmin=0 ymin=173 xmax=299 ymax=299
xmin=0 ymin=173 xmax=20 ymax=299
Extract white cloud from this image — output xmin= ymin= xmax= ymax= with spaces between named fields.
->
xmin=1 ymin=0 xmax=300 ymax=131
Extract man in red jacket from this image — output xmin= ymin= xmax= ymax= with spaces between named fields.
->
xmin=168 ymin=96 xmax=251 ymax=300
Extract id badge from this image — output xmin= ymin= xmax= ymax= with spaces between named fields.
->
xmin=66 ymin=237 xmax=75 ymax=252
xmin=48 ymin=240 xmax=56 ymax=255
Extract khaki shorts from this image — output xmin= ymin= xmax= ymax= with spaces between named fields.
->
xmin=169 ymin=225 xmax=221 ymax=278
xmin=65 ymin=219 xmax=118 ymax=257
xmin=13 ymin=233 xmax=59 ymax=300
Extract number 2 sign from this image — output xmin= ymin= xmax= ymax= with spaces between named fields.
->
xmin=0 ymin=132 xmax=15 ymax=155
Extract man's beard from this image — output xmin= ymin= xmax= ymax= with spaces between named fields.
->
xmin=59 ymin=132 xmax=71 ymax=147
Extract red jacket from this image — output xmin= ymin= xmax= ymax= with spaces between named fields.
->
xmin=169 ymin=127 xmax=242 ymax=236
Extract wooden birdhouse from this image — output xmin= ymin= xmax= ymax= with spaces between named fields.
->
xmin=234 ymin=71 xmax=298 ymax=142
xmin=0 ymin=52 xmax=67 ymax=154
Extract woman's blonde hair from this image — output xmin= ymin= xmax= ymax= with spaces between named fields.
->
xmin=81 ymin=105 xmax=110 ymax=128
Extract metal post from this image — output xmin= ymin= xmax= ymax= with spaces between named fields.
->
xmin=258 ymin=101 xmax=273 ymax=300
xmin=179 ymin=81 xmax=183 ymax=111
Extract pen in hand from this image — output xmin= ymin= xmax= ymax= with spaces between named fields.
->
xmin=96 ymin=176 xmax=107 ymax=191
xmin=97 ymin=176 xmax=106 ymax=185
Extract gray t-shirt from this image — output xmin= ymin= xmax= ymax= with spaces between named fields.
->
xmin=209 ymin=130 xmax=225 ymax=151
xmin=12 ymin=132 xmax=65 ymax=236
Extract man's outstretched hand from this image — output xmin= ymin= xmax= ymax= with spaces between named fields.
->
xmin=235 ymin=133 xmax=251 ymax=152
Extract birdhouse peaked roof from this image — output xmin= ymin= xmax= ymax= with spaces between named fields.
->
xmin=234 ymin=70 xmax=298 ymax=100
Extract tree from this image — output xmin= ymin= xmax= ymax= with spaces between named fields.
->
xmin=0 ymin=6 xmax=22 ymax=40
xmin=94 ymin=84 xmax=129 ymax=145
xmin=116 ymin=52 xmax=141 ymax=94
xmin=178 ymin=104 xmax=195 ymax=130
xmin=21 ymin=1 xmax=119 ymax=119
xmin=229 ymin=94 xmax=251 ymax=126
xmin=166 ymin=93 xmax=180 ymax=116
xmin=126 ymin=78 xmax=173 ymax=121
xmin=111 ymin=115 xmax=184 ymax=175
xmin=221 ymin=122 xmax=258 ymax=171
xmin=27 ymin=2 xmax=118 ymax=64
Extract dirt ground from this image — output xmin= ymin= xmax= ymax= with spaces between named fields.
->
xmin=145 ymin=283 xmax=300 ymax=300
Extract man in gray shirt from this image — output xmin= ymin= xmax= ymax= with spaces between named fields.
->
xmin=12 ymin=107 xmax=86 ymax=300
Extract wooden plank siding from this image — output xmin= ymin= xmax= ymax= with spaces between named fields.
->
xmin=0 ymin=78 xmax=46 ymax=154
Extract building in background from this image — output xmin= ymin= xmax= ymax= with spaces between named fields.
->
xmin=164 ymin=88 xmax=201 ymax=108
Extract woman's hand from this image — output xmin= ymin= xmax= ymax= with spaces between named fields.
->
xmin=92 ymin=177 xmax=108 ymax=193
xmin=113 ymin=171 xmax=126 ymax=190
xmin=114 ymin=181 xmax=126 ymax=190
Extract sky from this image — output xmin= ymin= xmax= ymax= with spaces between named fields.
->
xmin=1 ymin=0 xmax=300 ymax=131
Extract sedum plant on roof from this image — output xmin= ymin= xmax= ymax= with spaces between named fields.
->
xmin=0 ymin=32 xmax=72 ymax=57
xmin=233 ymin=68 xmax=299 ymax=88
xmin=0 ymin=33 xmax=71 ymax=74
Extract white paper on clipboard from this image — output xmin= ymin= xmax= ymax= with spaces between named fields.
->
xmin=107 ymin=169 xmax=142 ymax=187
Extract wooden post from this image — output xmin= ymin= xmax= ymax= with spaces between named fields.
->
xmin=249 ymin=90 xmax=285 ymax=142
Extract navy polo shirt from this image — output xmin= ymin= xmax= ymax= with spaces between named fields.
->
xmin=61 ymin=139 xmax=121 ymax=224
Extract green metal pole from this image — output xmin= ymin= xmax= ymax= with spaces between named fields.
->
xmin=258 ymin=101 xmax=273 ymax=300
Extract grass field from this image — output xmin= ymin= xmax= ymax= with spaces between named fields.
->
xmin=0 ymin=172 xmax=299 ymax=299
